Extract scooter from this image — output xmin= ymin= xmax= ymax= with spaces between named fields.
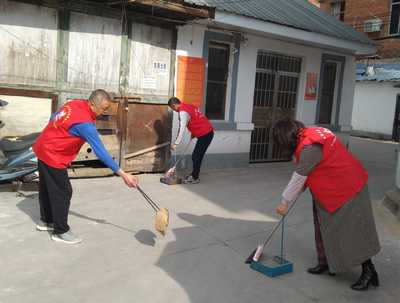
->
xmin=0 ymin=99 xmax=39 ymax=183
xmin=0 ymin=135 xmax=39 ymax=183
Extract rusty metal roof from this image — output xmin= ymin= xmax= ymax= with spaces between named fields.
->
xmin=185 ymin=0 xmax=373 ymax=45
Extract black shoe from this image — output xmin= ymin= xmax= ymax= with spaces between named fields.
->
xmin=351 ymin=261 xmax=379 ymax=291
xmin=307 ymin=264 xmax=335 ymax=276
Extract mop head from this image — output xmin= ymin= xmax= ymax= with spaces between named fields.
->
xmin=155 ymin=208 xmax=169 ymax=236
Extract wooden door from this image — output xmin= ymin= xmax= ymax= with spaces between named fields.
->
xmin=121 ymin=99 xmax=172 ymax=172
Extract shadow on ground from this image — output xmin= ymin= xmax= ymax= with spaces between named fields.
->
xmin=15 ymin=194 xmax=141 ymax=235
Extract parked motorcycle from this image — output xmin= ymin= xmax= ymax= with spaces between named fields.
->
xmin=0 ymin=99 xmax=39 ymax=183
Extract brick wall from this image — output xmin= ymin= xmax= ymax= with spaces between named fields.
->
xmin=319 ymin=1 xmax=331 ymax=12
xmin=318 ymin=0 xmax=400 ymax=59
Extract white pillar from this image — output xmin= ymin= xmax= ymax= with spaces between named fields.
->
xmin=383 ymin=145 xmax=400 ymax=220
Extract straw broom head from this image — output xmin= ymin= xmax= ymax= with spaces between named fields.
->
xmin=155 ymin=208 xmax=169 ymax=236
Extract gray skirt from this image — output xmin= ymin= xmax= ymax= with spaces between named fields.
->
xmin=315 ymin=185 xmax=381 ymax=273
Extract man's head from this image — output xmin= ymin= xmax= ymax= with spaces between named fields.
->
xmin=89 ymin=89 xmax=112 ymax=116
xmin=168 ymin=97 xmax=181 ymax=112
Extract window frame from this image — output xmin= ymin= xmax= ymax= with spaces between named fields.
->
xmin=390 ymin=0 xmax=400 ymax=36
xmin=330 ymin=1 xmax=346 ymax=21
xmin=204 ymin=40 xmax=233 ymax=121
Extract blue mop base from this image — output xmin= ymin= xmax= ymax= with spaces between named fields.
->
xmin=250 ymin=256 xmax=293 ymax=278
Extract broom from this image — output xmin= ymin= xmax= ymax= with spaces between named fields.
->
xmin=245 ymin=197 xmax=299 ymax=264
xmin=137 ymin=186 xmax=169 ymax=236
xmin=164 ymin=139 xmax=192 ymax=178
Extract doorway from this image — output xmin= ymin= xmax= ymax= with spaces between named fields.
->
xmin=250 ymin=51 xmax=302 ymax=162
xmin=316 ymin=54 xmax=345 ymax=127
xmin=392 ymin=94 xmax=400 ymax=142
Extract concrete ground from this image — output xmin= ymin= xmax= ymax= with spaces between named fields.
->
xmin=0 ymin=136 xmax=399 ymax=303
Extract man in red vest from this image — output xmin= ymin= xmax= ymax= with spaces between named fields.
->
xmin=33 ymin=89 xmax=138 ymax=244
xmin=168 ymin=97 xmax=214 ymax=184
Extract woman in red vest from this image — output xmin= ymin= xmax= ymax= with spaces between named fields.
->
xmin=168 ymin=97 xmax=214 ymax=184
xmin=273 ymin=118 xmax=380 ymax=291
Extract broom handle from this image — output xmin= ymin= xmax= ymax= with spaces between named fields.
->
xmin=171 ymin=140 xmax=192 ymax=169
xmin=138 ymin=187 xmax=159 ymax=210
xmin=137 ymin=186 xmax=160 ymax=212
xmin=260 ymin=197 xmax=298 ymax=250
xmin=280 ymin=216 xmax=285 ymax=262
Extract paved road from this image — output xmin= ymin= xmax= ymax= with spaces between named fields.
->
xmin=0 ymin=136 xmax=399 ymax=303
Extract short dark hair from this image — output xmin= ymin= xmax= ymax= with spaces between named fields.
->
xmin=272 ymin=118 xmax=305 ymax=157
xmin=168 ymin=97 xmax=181 ymax=107
xmin=89 ymin=89 xmax=112 ymax=104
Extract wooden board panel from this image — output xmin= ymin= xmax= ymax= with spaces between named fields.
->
xmin=0 ymin=1 xmax=58 ymax=86
xmin=74 ymin=134 xmax=120 ymax=162
xmin=122 ymin=102 xmax=172 ymax=172
xmin=68 ymin=12 xmax=122 ymax=91
xmin=129 ymin=22 xmax=173 ymax=97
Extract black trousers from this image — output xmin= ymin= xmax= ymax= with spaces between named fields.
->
xmin=191 ymin=131 xmax=214 ymax=179
xmin=38 ymin=160 xmax=72 ymax=234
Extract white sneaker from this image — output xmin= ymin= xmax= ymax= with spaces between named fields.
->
xmin=36 ymin=220 xmax=54 ymax=231
xmin=183 ymin=175 xmax=200 ymax=184
xmin=51 ymin=231 xmax=82 ymax=244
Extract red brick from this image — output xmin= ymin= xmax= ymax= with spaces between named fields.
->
xmin=317 ymin=0 xmax=400 ymax=59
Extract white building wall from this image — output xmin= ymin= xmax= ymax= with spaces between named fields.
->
xmin=352 ymin=82 xmax=399 ymax=136
xmin=338 ymin=55 xmax=356 ymax=129
xmin=175 ymin=23 xmax=356 ymax=163
xmin=174 ymin=24 xmax=252 ymax=156
xmin=237 ymin=33 xmax=323 ymax=125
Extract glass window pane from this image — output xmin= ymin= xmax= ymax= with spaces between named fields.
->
xmin=390 ymin=4 xmax=400 ymax=34
xmin=318 ymin=63 xmax=337 ymax=124
xmin=205 ymin=82 xmax=227 ymax=120
xmin=205 ymin=42 xmax=230 ymax=120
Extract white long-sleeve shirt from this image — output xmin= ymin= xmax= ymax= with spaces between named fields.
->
xmin=174 ymin=111 xmax=190 ymax=145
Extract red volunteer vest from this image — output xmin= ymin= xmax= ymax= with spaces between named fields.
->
xmin=294 ymin=127 xmax=368 ymax=213
xmin=178 ymin=103 xmax=213 ymax=138
xmin=33 ymin=99 xmax=96 ymax=169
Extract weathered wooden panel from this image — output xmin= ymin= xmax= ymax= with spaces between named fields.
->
xmin=68 ymin=12 xmax=122 ymax=91
xmin=124 ymin=151 xmax=167 ymax=173
xmin=74 ymin=134 xmax=120 ymax=162
xmin=122 ymin=102 xmax=172 ymax=172
xmin=68 ymin=166 xmax=114 ymax=178
xmin=0 ymin=1 xmax=57 ymax=86
xmin=129 ymin=22 xmax=173 ymax=97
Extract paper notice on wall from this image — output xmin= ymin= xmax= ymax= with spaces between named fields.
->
xmin=142 ymin=76 xmax=157 ymax=90
xmin=153 ymin=61 xmax=168 ymax=75
xmin=305 ymin=72 xmax=318 ymax=100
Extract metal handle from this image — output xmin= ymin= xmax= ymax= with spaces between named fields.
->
xmin=137 ymin=186 xmax=160 ymax=212
xmin=171 ymin=139 xmax=192 ymax=169
xmin=259 ymin=197 xmax=299 ymax=251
